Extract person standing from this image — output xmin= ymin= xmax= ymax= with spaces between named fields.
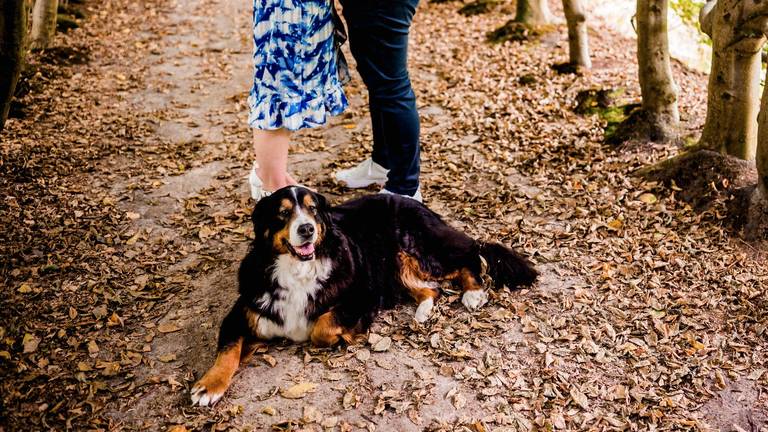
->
xmin=334 ymin=0 xmax=423 ymax=201
xmin=247 ymin=0 xmax=348 ymax=200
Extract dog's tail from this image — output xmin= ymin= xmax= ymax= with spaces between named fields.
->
xmin=478 ymin=242 xmax=538 ymax=290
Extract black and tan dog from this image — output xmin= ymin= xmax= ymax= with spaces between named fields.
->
xmin=190 ymin=186 xmax=537 ymax=406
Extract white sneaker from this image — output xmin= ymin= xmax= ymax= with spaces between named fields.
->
xmin=380 ymin=185 xmax=423 ymax=203
xmin=334 ymin=158 xmax=388 ymax=189
xmin=248 ymin=164 xmax=271 ymax=201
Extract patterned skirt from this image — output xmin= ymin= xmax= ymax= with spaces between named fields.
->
xmin=248 ymin=0 xmax=348 ymax=131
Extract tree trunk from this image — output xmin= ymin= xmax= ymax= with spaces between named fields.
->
xmin=562 ymin=0 xmax=591 ymax=69
xmin=30 ymin=0 xmax=58 ymax=50
xmin=698 ymin=0 xmax=765 ymax=160
xmin=515 ymin=0 xmax=553 ymax=25
xmin=1 ymin=0 xmax=26 ymax=131
xmin=757 ymin=66 xmax=768 ymax=197
xmin=636 ymin=0 xmax=680 ymax=141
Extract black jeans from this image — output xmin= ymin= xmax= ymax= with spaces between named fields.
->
xmin=340 ymin=0 xmax=421 ymax=195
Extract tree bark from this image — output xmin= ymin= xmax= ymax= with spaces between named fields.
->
xmin=699 ymin=0 xmax=766 ymax=160
xmin=30 ymin=0 xmax=58 ymax=50
xmin=1 ymin=0 xmax=26 ymax=132
xmin=636 ymin=0 xmax=680 ymax=141
xmin=757 ymin=63 xmax=768 ymax=197
xmin=562 ymin=0 xmax=591 ymax=69
xmin=515 ymin=0 xmax=553 ymax=25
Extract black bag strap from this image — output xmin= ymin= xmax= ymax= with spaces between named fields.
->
xmin=331 ymin=0 xmax=351 ymax=85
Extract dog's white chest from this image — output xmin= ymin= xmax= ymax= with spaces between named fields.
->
xmin=257 ymin=255 xmax=332 ymax=342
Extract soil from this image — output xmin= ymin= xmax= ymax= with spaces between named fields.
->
xmin=639 ymin=149 xmax=758 ymax=209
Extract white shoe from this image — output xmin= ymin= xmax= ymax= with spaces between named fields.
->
xmin=380 ymin=185 xmax=423 ymax=203
xmin=248 ymin=164 xmax=272 ymax=201
xmin=334 ymin=158 xmax=388 ymax=189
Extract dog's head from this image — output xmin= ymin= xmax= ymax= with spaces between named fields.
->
xmin=251 ymin=186 xmax=330 ymax=261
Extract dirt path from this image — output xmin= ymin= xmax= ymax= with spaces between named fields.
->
xmin=2 ymin=0 xmax=767 ymax=430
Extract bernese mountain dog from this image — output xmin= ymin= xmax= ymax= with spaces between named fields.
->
xmin=190 ymin=186 xmax=537 ymax=406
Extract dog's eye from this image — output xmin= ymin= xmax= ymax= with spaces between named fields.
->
xmin=279 ymin=209 xmax=291 ymax=218
xmin=308 ymin=205 xmax=317 ymax=215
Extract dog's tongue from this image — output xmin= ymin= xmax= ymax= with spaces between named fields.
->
xmin=295 ymin=243 xmax=315 ymax=256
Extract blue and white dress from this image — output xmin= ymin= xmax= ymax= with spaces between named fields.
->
xmin=248 ymin=0 xmax=348 ymax=131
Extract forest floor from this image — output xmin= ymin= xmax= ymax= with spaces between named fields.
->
xmin=2 ymin=0 xmax=767 ymax=431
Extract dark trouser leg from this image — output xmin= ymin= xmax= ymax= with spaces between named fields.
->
xmin=370 ymin=109 xmax=390 ymax=170
xmin=341 ymin=0 xmax=421 ymax=195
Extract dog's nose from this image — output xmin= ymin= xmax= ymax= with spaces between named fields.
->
xmin=297 ymin=223 xmax=315 ymax=239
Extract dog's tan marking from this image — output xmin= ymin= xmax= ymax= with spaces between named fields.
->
xmin=398 ymin=252 xmax=443 ymax=322
xmin=302 ymin=193 xmax=316 ymax=208
xmin=245 ymin=309 xmax=263 ymax=338
xmin=310 ymin=311 xmax=354 ymax=347
xmin=397 ymin=252 xmax=451 ymax=299
xmin=278 ymin=198 xmax=293 ymax=214
xmin=272 ymin=224 xmax=291 ymax=255
xmin=458 ymin=268 xmax=483 ymax=292
xmin=190 ymin=338 xmax=243 ymax=406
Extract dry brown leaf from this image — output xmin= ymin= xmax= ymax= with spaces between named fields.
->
xmin=280 ymin=382 xmax=318 ymax=399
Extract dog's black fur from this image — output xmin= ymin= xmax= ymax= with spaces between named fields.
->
xmin=191 ymin=186 xmax=537 ymax=406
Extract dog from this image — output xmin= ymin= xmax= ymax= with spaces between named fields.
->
xmin=190 ymin=186 xmax=537 ymax=406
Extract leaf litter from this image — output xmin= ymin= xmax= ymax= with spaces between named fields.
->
xmin=1 ymin=0 xmax=767 ymax=430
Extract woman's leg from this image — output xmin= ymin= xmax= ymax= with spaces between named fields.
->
xmin=252 ymin=128 xmax=297 ymax=191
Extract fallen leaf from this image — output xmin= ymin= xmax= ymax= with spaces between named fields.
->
xmin=107 ymin=312 xmax=124 ymax=327
xmin=280 ymin=382 xmax=318 ymax=399
xmin=355 ymin=349 xmax=370 ymax=362
xmin=157 ymin=323 xmax=181 ymax=333
xmin=262 ymin=354 xmax=276 ymax=367
xmin=158 ymin=354 xmax=176 ymax=362
xmin=92 ymin=305 xmax=108 ymax=319
xmin=87 ymin=340 xmax=99 ymax=354
xmin=302 ymin=405 xmax=322 ymax=423
xmin=570 ymin=387 xmax=590 ymax=410
xmin=22 ymin=334 xmax=41 ymax=353
xmin=638 ymin=193 xmax=657 ymax=204
xmin=371 ymin=336 xmax=392 ymax=352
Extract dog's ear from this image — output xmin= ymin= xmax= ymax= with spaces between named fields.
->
xmin=251 ymin=195 xmax=272 ymax=240
xmin=313 ymin=190 xmax=330 ymax=211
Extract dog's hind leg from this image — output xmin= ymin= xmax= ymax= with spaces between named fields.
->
xmin=397 ymin=252 xmax=441 ymax=323
xmin=458 ymin=268 xmax=488 ymax=311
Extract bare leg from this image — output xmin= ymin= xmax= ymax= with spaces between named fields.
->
xmin=252 ymin=128 xmax=297 ymax=191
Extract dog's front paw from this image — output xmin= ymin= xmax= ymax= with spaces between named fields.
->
xmin=461 ymin=290 xmax=488 ymax=310
xmin=414 ymin=298 xmax=434 ymax=323
xmin=190 ymin=376 xmax=228 ymax=407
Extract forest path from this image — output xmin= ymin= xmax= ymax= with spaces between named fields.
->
xmin=2 ymin=0 xmax=767 ymax=430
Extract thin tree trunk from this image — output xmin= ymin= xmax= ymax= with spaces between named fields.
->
xmin=562 ymin=0 xmax=591 ymax=69
xmin=515 ymin=0 xmax=553 ymax=25
xmin=30 ymin=0 xmax=58 ymax=50
xmin=1 ymin=0 xmax=26 ymax=131
xmin=636 ymin=0 xmax=679 ymax=141
xmin=699 ymin=0 xmax=765 ymax=159
xmin=757 ymin=66 xmax=768 ymax=197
